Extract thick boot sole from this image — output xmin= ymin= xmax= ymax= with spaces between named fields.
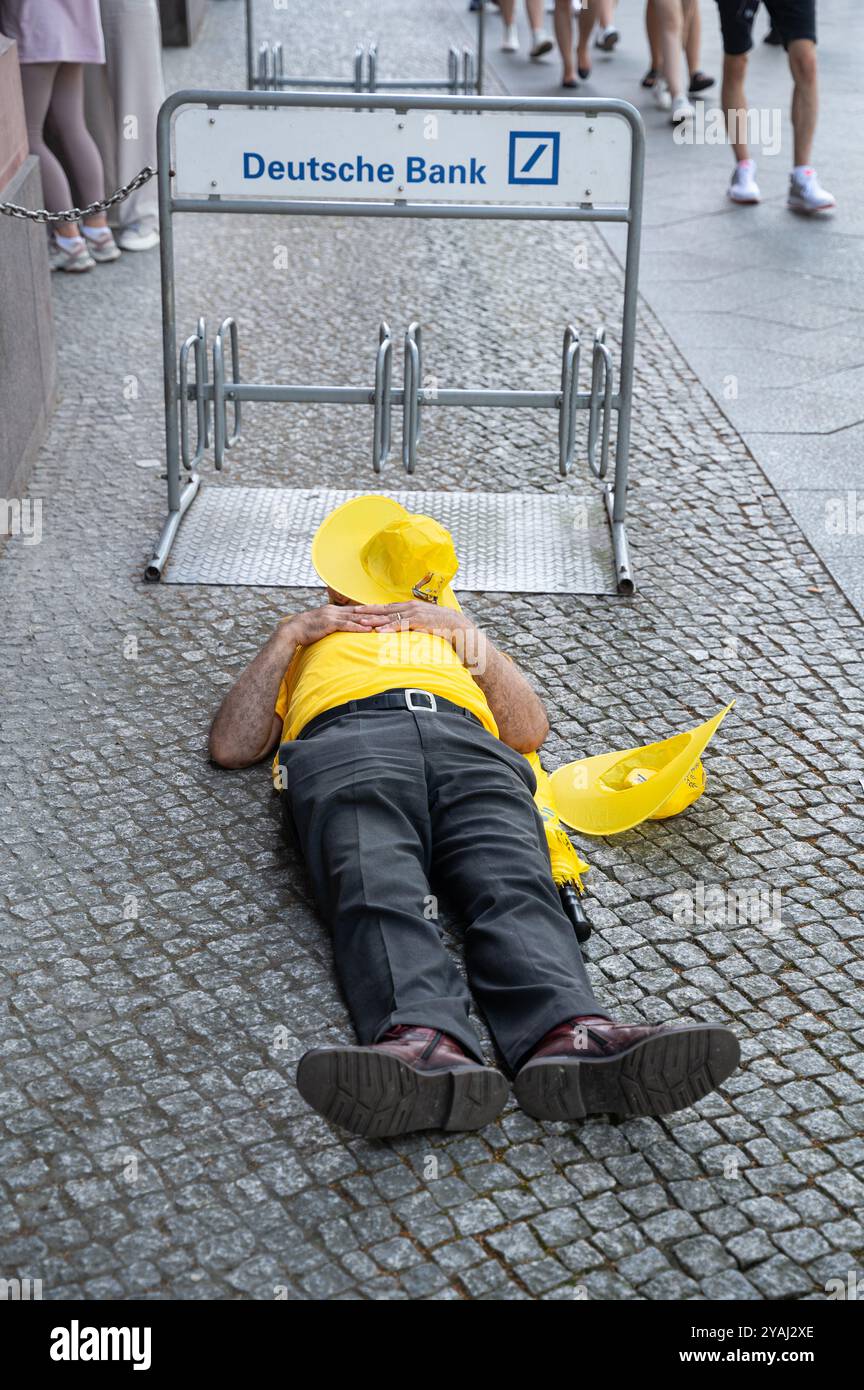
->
xmin=513 ymin=1025 xmax=740 ymax=1122
xmin=296 ymin=1047 xmax=510 ymax=1138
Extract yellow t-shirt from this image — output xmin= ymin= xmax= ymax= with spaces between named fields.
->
xmin=272 ymin=629 xmax=498 ymax=784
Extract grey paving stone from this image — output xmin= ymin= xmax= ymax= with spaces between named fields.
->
xmin=557 ymin=1241 xmax=606 ymax=1274
xmin=583 ymin=1270 xmax=640 ymax=1301
xmin=617 ymin=1246 xmax=673 ymax=1285
xmin=773 ymin=1228 xmax=832 ymax=1263
xmin=591 ymin=1225 xmax=646 ymax=1261
xmin=674 ymin=1235 xmax=735 ymax=1279
xmin=822 ymin=1219 xmax=864 ymax=1251
xmin=518 ymin=1257 xmax=571 ymax=1296
xmin=431 ymin=1238 xmax=486 ymax=1273
xmin=747 ymin=1256 xmax=818 ymax=1299
xmin=530 ymin=1208 xmax=590 ymax=1249
xmin=452 ymin=1199 xmax=504 ymax=1238
xmin=701 ymin=1270 xmax=762 ymax=1301
xmin=485 ymin=1225 xmax=545 ymax=1264
xmin=727 ymin=1230 xmax=776 ymax=1269
xmin=642 ymin=1210 xmax=703 ymax=1244
xmin=643 ymin=1271 xmax=702 ymax=1301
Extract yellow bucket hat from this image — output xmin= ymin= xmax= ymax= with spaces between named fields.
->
xmin=548 ymin=702 xmax=734 ymax=837
xmin=311 ymin=495 xmax=461 ymax=609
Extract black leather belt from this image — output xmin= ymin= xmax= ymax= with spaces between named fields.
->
xmin=297 ymin=687 xmax=481 ymax=741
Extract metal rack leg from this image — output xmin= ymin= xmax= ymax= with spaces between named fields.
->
xmin=401 ymin=322 xmax=422 ymax=473
xmin=372 ymin=321 xmax=393 ymax=471
xmin=604 ymin=486 xmax=634 ymax=595
xmin=145 ymin=474 xmax=202 ymax=582
xmin=244 ymin=0 xmax=254 ymax=90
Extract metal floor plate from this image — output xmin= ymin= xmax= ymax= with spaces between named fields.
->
xmin=161 ymin=485 xmax=618 ymax=593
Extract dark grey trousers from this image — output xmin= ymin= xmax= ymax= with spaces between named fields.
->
xmin=279 ymin=708 xmax=606 ymax=1072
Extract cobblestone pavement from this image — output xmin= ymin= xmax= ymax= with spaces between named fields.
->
xmin=0 ymin=0 xmax=862 ymax=1301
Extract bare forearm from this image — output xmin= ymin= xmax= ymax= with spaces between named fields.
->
xmin=209 ymin=620 xmax=297 ymax=767
xmin=462 ymin=626 xmax=549 ymax=753
xmin=209 ymin=600 xmax=390 ymax=769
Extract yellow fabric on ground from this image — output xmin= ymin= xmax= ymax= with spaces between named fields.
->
xmin=524 ymin=750 xmax=590 ymax=891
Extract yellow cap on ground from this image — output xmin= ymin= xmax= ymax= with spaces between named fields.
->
xmin=548 ymin=703 xmax=734 ymax=837
xmin=624 ymin=759 xmax=706 ymax=819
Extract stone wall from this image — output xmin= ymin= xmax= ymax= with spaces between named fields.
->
xmin=0 ymin=37 xmax=56 ymax=502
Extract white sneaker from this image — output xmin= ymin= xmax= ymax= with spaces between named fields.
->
xmin=728 ymin=159 xmax=761 ymax=204
xmin=530 ymin=31 xmax=553 ymax=58
xmin=652 ymin=79 xmax=671 ymax=111
xmin=82 ymin=227 xmax=121 ymax=262
xmin=595 ymin=25 xmax=619 ymax=52
xmin=502 ymin=22 xmax=519 ymax=52
xmin=116 ymin=223 xmax=160 ymax=251
xmin=49 ymin=236 xmax=95 ymax=273
xmin=787 ymin=167 xmax=835 ymax=213
xmin=670 ymin=94 xmax=694 ymax=124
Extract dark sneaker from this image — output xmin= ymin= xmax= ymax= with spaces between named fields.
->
xmin=297 ymin=1025 xmax=509 ymax=1137
xmin=530 ymin=33 xmax=553 ymax=59
xmin=513 ymin=1016 xmax=740 ymax=1121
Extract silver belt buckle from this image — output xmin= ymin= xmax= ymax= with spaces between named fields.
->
xmin=405 ymin=688 xmax=437 ymax=712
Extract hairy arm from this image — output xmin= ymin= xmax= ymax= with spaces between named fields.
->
xmin=370 ymin=602 xmax=549 ymax=753
xmin=209 ymin=604 xmax=389 ymax=768
xmin=465 ymin=627 xmax=550 ymax=752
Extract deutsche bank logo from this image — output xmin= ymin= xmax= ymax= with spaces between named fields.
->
xmin=508 ymin=131 xmax=560 ymax=185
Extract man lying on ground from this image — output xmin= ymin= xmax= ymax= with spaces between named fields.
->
xmin=209 ymin=495 xmax=740 ymax=1138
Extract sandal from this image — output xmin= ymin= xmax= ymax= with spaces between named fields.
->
xmin=641 ymin=67 xmax=660 ymax=88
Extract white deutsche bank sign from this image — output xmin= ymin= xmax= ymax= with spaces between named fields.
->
xmin=173 ymin=107 xmax=632 ymax=206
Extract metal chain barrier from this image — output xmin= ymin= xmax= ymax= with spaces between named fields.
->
xmin=0 ymin=166 xmax=156 ymax=224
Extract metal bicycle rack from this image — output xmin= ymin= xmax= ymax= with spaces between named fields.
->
xmin=244 ymin=0 xmax=484 ymax=95
xmin=147 ymin=90 xmax=644 ymax=594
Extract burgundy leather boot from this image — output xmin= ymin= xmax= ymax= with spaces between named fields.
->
xmin=513 ymin=1016 xmax=740 ymax=1121
xmin=297 ymin=1025 xmax=509 ymax=1138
